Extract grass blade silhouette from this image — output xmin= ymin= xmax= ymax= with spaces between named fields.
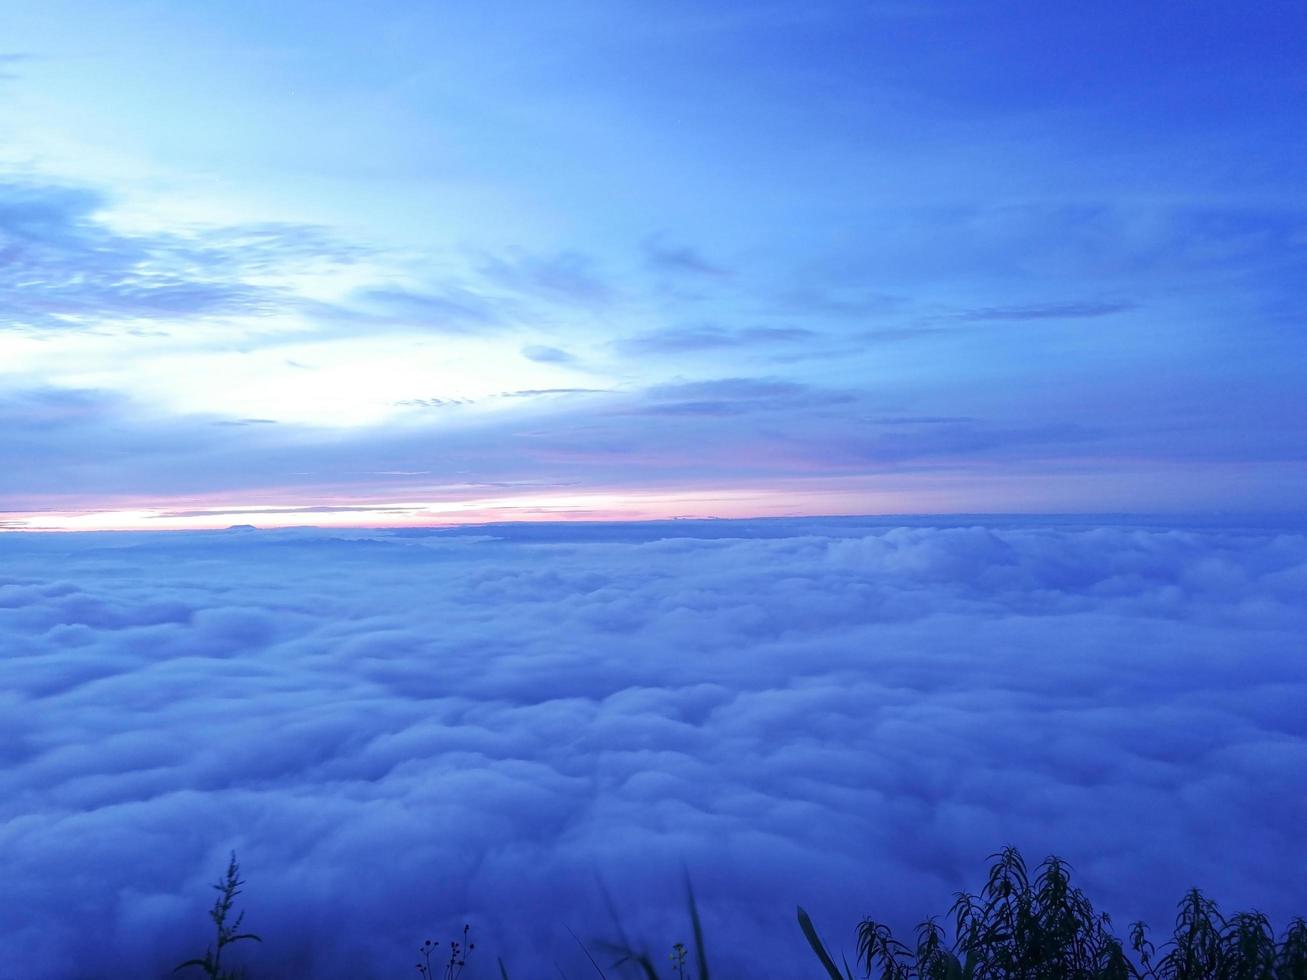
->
xmin=798 ymin=905 xmax=849 ymax=980
xmin=592 ymin=874 xmax=659 ymax=980
xmin=566 ymin=924 xmax=609 ymax=979
xmin=685 ymin=873 xmax=710 ymax=980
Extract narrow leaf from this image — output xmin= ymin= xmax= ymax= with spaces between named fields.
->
xmin=798 ymin=906 xmax=846 ymax=980
xmin=686 ymin=873 xmax=710 ymax=980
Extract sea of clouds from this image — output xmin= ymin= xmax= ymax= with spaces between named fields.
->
xmin=1 ymin=517 xmax=1305 ymax=978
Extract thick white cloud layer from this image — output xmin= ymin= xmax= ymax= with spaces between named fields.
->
xmin=1 ymin=518 xmax=1304 ymax=978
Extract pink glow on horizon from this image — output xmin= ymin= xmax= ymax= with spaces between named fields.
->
xmin=0 ymin=482 xmax=941 ymax=532
xmin=3 ymin=459 xmax=1285 ymax=532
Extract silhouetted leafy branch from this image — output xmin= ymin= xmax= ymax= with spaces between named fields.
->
xmin=800 ymin=847 xmax=1307 ymax=980
xmin=175 ymin=852 xmax=262 ymax=980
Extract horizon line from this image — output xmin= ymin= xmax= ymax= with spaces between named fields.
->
xmin=4 ymin=508 xmax=1304 ymax=536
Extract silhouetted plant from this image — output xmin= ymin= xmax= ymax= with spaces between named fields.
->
xmin=597 ymin=874 xmax=710 ymax=980
xmin=801 ymin=847 xmax=1307 ymax=980
xmin=174 ymin=848 xmax=1307 ymax=979
xmin=416 ymin=924 xmax=475 ymax=980
xmin=670 ymin=941 xmax=689 ymax=979
xmin=175 ymin=852 xmax=262 ymax=980
xmin=1130 ymin=898 xmax=1307 ymax=980
xmin=798 ymin=904 xmax=856 ymax=980
xmin=1275 ymin=919 xmax=1307 ymax=980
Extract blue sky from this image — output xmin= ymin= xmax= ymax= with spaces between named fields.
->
xmin=2 ymin=1 xmax=1305 ymax=527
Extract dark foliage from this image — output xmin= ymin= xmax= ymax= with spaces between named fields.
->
xmin=801 ymin=847 xmax=1307 ymax=980
xmin=416 ymin=924 xmax=474 ymax=979
xmin=174 ymin=853 xmax=262 ymax=980
xmin=174 ymin=847 xmax=1307 ymax=978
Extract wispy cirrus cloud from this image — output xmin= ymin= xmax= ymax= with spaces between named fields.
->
xmin=0 ymin=180 xmax=614 ymax=347
xmin=478 ymin=249 xmax=614 ymax=305
xmin=777 ymin=204 xmax=1307 ymax=299
xmin=497 ymin=387 xmax=607 ymax=399
xmin=0 ymin=52 xmax=32 ymax=80
xmin=614 ymin=324 xmax=817 ymax=356
xmin=630 ymin=377 xmax=854 ymax=417
xmin=952 ymin=300 xmax=1138 ymax=321
xmin=0 ymin=180 xmax=362 ymax=332
xmin=642 ymin=233 xmax=730 ymax=277
xmin=327 ymin=285 xmax=504 ymax=333
xmin=521 ymin=344 xmax=579 ymax=364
